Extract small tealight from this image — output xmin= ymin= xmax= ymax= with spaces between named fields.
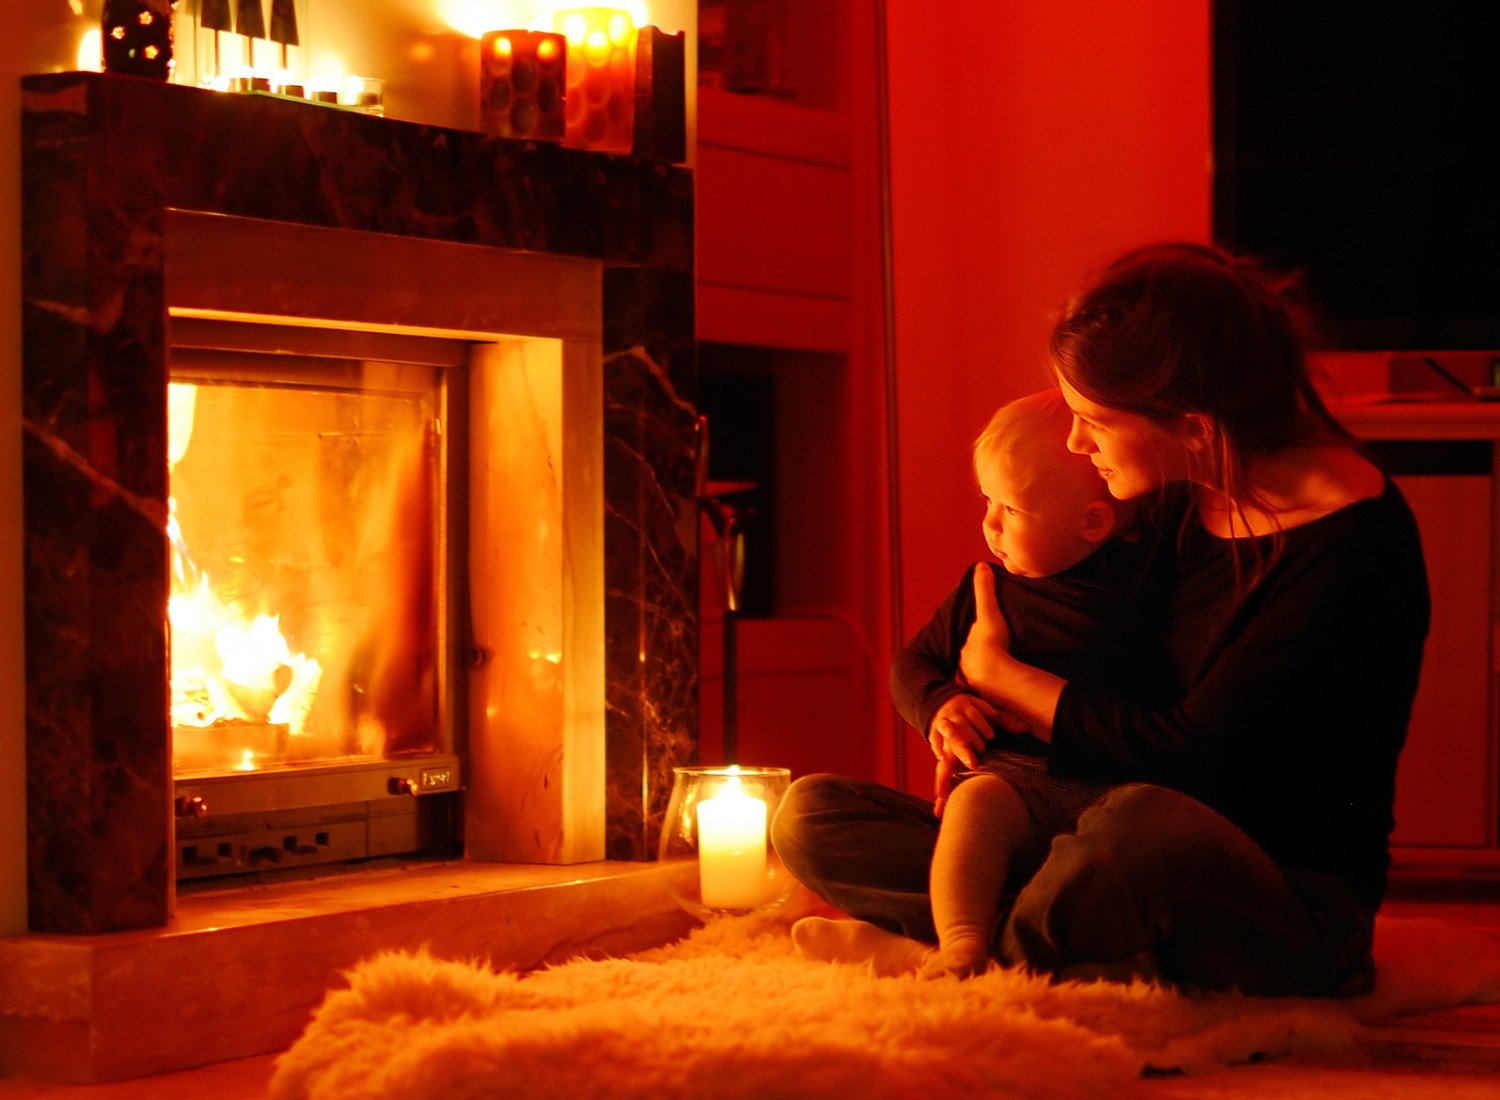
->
xmin=344 ymin=76 xmax=385 ymax=116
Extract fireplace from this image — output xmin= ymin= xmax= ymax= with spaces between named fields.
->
xmin=166 ymin=315 xmax=465 ymax=881
xmin=19 ymin=72 xmax=700 ymax=935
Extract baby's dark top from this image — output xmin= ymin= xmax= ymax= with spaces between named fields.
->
xmin=890 ymin=534 xmax=1166 ymax=760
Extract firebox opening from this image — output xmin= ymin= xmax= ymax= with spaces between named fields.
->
xmin=168 ymin=317 xmax=468 ymax=883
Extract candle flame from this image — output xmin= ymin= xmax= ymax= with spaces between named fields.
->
xmin=550 ymin=3 xmax=651 ymax=31
xmin=76 ymin=28 xmax=102 ymax=73
xmin=436 ymin=1 xmax=653 ymax=39
xmin=582 ymin=26 xmax=610 ymax=61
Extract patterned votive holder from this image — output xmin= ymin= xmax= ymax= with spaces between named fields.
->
xmin=480 ymin=29 xmax=566 ymax=142
xmin=101 ymin=0 xmax=177 ymax=82
xmin=554 ymin=7 xmax=636 ymax=154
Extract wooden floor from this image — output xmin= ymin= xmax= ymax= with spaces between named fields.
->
xmin=1143 ymin=894 xmax=1500 ymax=1099
xmin=4 ymin=898 xmax=1498 ymax=1099
xmin=1145 ymin=1003 xmax=1500 ymax=1098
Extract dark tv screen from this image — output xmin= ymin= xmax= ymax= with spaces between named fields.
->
xmin=1212 ymin=1 xmax=1500 ymax=351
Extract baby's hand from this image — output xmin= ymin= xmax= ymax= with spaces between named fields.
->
xmin=932 ymin=749 xmax=959 ymax=819
xmin=927 ymin=692 xmax=1001 ymax=770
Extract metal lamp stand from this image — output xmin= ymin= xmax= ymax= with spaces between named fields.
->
xmin=696 ymin=412 xmax=759 ymax=765
xmin=701 ymin=490 xmax=753 ymax=765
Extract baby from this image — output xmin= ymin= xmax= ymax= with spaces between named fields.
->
xmin=796 ymin=388 xmax=1154 ymax=976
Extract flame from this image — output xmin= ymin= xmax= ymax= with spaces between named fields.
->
xmin=437 ymin=1 xmax=653 ymax=38
xmin=168 ymin=382 xmax=323 ymax=756
xmin=437 ymin=0 xmax=521 ymax=38
xmin=76 ymin=28 xmax=102 ymax=72
xmin=168 ymin=563 xmax=324 ymax=736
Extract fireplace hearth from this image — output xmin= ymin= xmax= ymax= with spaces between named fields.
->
xmin=18 ymin=72 xmax=700 ymax=935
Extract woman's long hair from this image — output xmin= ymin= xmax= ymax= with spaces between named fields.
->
xmin=1049 ymin=242 xmax=1355 ymax=547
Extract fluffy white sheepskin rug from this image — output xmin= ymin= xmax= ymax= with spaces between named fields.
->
xmin=270 ymin=901 xmax=1500 ymax=1100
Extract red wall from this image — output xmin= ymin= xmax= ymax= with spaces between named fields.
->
xmin=884 ymin=0 xmax=1211 ymax=790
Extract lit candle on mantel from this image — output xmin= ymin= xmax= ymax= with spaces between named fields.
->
xmin=696 ymin=771 xmax=768 ymax=909
xmin=554 ymin=6 xmax=636 ymax=153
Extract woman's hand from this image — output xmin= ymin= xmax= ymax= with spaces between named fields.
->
xmin=959 ymin=563 xmax=1065 ymax=743
xmin=959 ymin=563 xmax=1013 ymax=690
xmin=927 ymin=692 xmax=1000 ymax=770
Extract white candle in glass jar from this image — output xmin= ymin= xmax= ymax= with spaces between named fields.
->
xmin=696 ymin=776 xmax=768 ymax=909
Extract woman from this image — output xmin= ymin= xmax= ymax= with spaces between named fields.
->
xmin=773 ymin=242 xmax=1430 ymax=996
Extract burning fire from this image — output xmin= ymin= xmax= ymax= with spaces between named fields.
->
xmin=168 ymin=382 xmax=323 ymax=771
xmin=167 ymin=561 xmax=323 ymax=734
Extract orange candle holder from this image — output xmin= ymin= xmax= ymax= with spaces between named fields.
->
xmin=480 ymin=29 xmax=567 ymax=142
xmin=554 ymin=7 xmax=636 ymax=153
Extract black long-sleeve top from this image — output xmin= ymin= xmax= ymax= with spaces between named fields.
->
xmin=890 ymin=534 xmax=1167 ymax=759
xmin=1051 ymin=479 xmax=1431 ymax=910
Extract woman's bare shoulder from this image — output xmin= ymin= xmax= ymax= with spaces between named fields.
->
xmin=1313 ymin=445 xmax=1386 ymax=508
xmin=1202 ymin=445 xmax=1385 ymax=537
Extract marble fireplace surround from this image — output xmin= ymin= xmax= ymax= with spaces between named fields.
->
xmin=4 ymin=73 xmax=700 ymax=1081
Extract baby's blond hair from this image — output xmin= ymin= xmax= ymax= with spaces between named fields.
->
xmin=973 ymin=389 xmax=1107 ymax=501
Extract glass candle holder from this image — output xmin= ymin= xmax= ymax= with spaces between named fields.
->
xmin=554 ymin=6 xmax=636 ymax=153
xmin=658 ymin=765 xmax=795 ymax=919
xmin=344 ymin=76 xmax=385 ymax=116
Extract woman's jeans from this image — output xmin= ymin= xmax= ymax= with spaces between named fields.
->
xmin=770 ymin=774 xmax=1375 ymax=997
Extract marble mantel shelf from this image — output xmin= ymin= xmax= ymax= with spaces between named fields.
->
xmin=0 ymin=860 xmax=698 ymax=1084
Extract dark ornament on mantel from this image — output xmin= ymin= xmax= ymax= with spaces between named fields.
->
xmin=236 ymin=0 xmax=267 ymax=40
xmin=633 ymin=27 xmax=687 ymax=163
xmin=101 ymin=0 xmax=178 ymax=81
xmin=200 ymin=0 xmax=233 ymax=33
xmin=269 ymin=0 xmax=299 ymax=46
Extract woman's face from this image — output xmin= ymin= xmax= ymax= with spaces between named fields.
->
xmin=1057 ymin=377 xmax=1190 ymax=499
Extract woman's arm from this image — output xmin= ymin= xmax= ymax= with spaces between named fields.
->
xmin=1051 ymin=491 xmax=1430 ymax=806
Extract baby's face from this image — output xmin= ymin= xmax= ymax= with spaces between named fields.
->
xmin=975 ymin=454 xmax=1102 ymax=578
